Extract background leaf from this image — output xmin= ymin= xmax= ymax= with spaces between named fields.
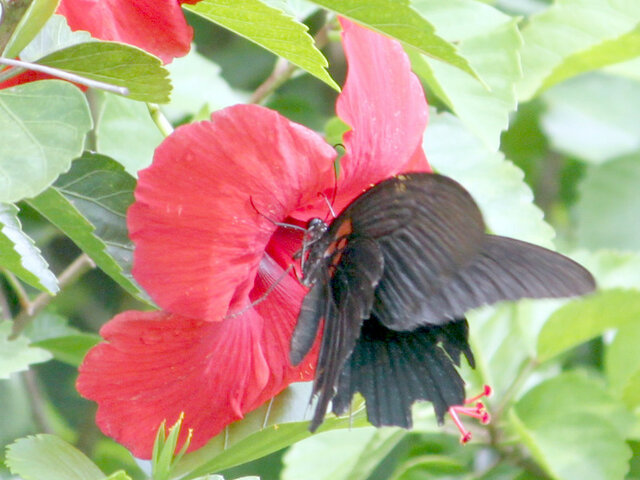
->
xmin=282 ymin=428 xmax=404 ymax=480
xmin=517 ymin=0 xmax=640 ymax=100
xmin=541 ymin=74 xmax=640 ymax=164
xmin=0 ymin=203 xmax=58 ymax=294
xmin=19 ymin=14 xmax=92 ymax=62
xmin=424 ymin=110 xmax=555 ymax=246
xmin=163 ymin=49 xmax=248 ymax=123
xmin=0 ymin=322 xmax=52 ymax=380
xmin=5 ymin=434 xmax=106 ymax=480
xmin=537 ymin=289 xmax=640 ymax=362
xmin=185 ymin=0 xmax=338 ymax=90
xmin=574 ymin=153 xmax=640 ymax=251
xmin=606 ymin=321 xmax=640 ymax=408
xmin=411 ymin=0 xmax=522 ymax=150
xmin=0 ymin=80 xmax=92 ymax=203
xmin=512 ymin=372 xmax=633 ymax=480
xmin=93 ymin=92 xmax=165 ymax=175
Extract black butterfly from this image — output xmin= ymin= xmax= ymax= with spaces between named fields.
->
xmin=290 ymin=172 xmax=595 ymax=434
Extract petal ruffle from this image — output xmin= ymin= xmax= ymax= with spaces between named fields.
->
xmin=128 ymin=104 xmax=336 ymax=321
xmin=56 ymin=0 xmax=194 ymax=63
xmin=334 ymin=18 xmax=430 ymax=214
xmin=77 ymin=290 xmax=315 ymax=458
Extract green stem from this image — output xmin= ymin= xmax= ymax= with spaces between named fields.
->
xmin=3 ymin=269 xmax=31 ymax=313
xmin=23 ymin=369 xmax=54 ymax=434
xmin=249 ymin=18 xmax=333 ymax=104
xmin=249 ymin=59 xmax=297 ymax=105
xmin=10 ymin=253 xmax=95 ymax=339
xmin=147 ymin=103 xmax=174 ymax=137
xmin=494 ymin=357 xmax=538 ymax=422
xmin=0 ymin=57 xmax=130 ymax=95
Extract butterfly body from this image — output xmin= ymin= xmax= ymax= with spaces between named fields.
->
xmin=290 ymin=172 xmax=595 ymax=432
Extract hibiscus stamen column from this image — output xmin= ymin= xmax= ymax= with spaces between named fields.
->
xmin=448 ymin=385 xmax=492 ymax=444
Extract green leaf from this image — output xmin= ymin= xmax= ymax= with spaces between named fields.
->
xmin=411 ymin=0 xmax=522 ymax=150
xmin=33 ymin=334 xmax=100 ymax=367
xmin=19 ymin=14 xmax=92 ymax=62
xmin=23 ymin=311 xmax=100 ymax=366
xmin=541 ymin=74 xmax=640 ymax=164
xmin=517 ymin=0 xmax=640 ymax=100
xmin=27 ymin=152 xmax=148 ymax=301
xmin=2 ymin=0 xmax=58 ymax=58
xmin=36 ymin=41 xmax=172 ymax=102
xmin=310 ymin=0 xmax=479 ymax=81
xmin=0 ymin=322 xmax=52 ymax=380
xmin=537 ymin=289 xmax=640 ymax=362
xmin=185 ymin=0 xmax=338 ymax=91
xmin=0 ymin=80 xmax=92 ymax=203
xmin=0 ymin=203 xmax=58 ymax=294
xmin=5 ymin=434 xmax=105 ymax=480
xmin=575 ymin=153 xmax=640 ymax=251
xmin=172 ymin=383 xmax=368 ymax=480
xmin=282 ymin=428 xmax=404 ymax=480
xmin=542 ymin=24 xmax=640 ymax=91
xmin=424 ymin=110 xmax=555 ymax=247
xmin=95 ymin=92 xmax=164 ymax=175
xmin=606 ymin=322 xmax=640 ymax=408
xmin=153 ymin=415 xmax=192 ymax=480
xmin=512 ymin=372 xmax=632 ymax=480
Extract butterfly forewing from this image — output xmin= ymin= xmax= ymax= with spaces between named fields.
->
xmin=382 ymin=234 xmax=597 ymax=328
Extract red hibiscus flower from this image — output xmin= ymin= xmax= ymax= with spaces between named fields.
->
xmin=76 ymin=18 xmax=429 ymax=458
xmin=57 ymin=0 xmax=199 ymax=63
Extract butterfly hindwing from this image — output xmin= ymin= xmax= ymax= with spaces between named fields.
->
xmin=332 ymin=317 xmax=470 ymax=427
xmin=308 ymin=236 xmax=384 ymax=431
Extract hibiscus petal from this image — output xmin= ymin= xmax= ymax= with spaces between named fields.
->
xmin=128 ymin=104 xmax=336 ymax=321
xmin=334 ymin=18 xmax=431 ymax=213
xmin=77 ymin=299 xmax=315 ymax=458
xmin=57 ymin=0 xmax=194 ymax=63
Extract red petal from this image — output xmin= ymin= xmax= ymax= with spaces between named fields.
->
xmin=128 ymin=104 xmax=336 ymax=320
xmin=56 ymin=0 xmax=194 ymax=63
xmin=334 ymin=18 xmax=430 ymax=213
xmin=77 ymin=301 xmax=315 ymax=458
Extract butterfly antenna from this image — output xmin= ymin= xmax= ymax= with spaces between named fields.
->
xmin=318 ymin=192 xmax=337 ymax=220
xmin=330 ymin=145 xmax=342 ymax=212
xmin=262 ymin=397 xmax=275 ymax=429
xmin=249 ymin=196 xmax=307 ymax=232
xmin=224 ymin=264 xmax=295 ymax=319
